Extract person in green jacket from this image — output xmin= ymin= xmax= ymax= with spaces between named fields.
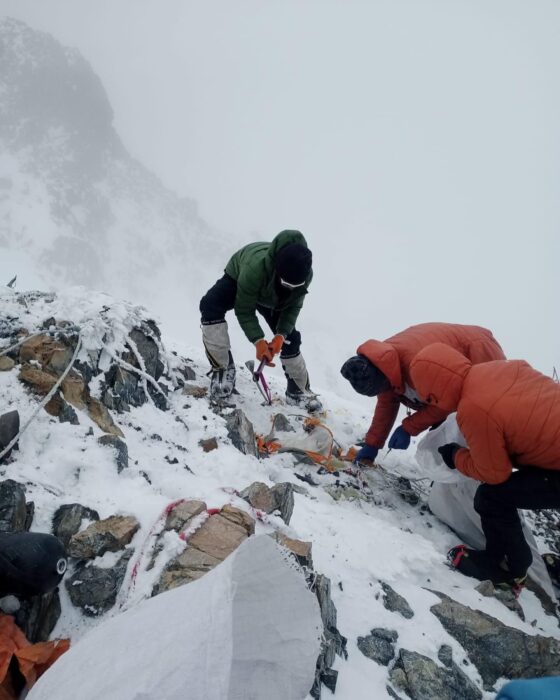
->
xmin=200 ymin=230 xmax=320 ymax=408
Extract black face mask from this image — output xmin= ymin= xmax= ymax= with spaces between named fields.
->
xmin=274 ymin=275 xmax=291 ymax=299
xmin=340 ymin=355 xmax=390 ymax=396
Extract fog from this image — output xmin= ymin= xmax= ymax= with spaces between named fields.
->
xmin=2 ymin=0 xmax=559 ymax=382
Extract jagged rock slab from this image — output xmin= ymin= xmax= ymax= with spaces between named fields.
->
xmin=52 ymin=503 xmax=100 ymax=547
xmin=430 ymin=591 xmax=560 ymax=688
xmin=66 ymin=550 xmax=133 ymax=616
xmin=381 ymin=581 xmax=414 ymax=619
xmin=68 ymin=515 xmax=139 ymax=560
xmin=225 ymin=409 xmax=258 ymax=457
xmin=390 ymin=649 xmax=482 ymax=700
xmin=98 ymin=435 xmax=129 ymax=473
xmin=164 ymin=500 xmax=206 ymax=532
xmin=0 ymin=479 xmax=27 ymax=532
xmin=358 ymin=628 xmax=398 ymax=666
xmin=240 ymin=481 xmax=294 ymax=525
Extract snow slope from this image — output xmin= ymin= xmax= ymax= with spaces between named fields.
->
xmin=1 ymin=287 xmax=558 ymax=700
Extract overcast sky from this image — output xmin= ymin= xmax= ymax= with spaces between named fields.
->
xmin=2 ymin=0 xmax=559 ymax=376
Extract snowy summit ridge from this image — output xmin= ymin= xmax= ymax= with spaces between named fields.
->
xmin=0 ymin=17 xmax=225 ymax=305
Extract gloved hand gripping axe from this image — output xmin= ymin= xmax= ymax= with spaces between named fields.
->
xmin=245 ymin=359 xmax=272 ymax=405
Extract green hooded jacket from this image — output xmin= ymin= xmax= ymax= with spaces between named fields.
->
xmin=224 ymin=230 xmax=312 ymax=343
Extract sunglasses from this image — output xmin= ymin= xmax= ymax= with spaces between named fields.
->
xmin=279 ymin=278 xmax=306 ymax=289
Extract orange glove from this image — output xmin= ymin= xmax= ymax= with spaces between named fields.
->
xmin=269 ymin=334 xmax=284 ymax=357
xmin=255 ymin=339 xmax=275 ymax=366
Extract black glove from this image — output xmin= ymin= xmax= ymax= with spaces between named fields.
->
xmin=438 ymin=443 xmax=461 ymax=469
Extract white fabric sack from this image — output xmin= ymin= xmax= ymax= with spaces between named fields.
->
xmin=417 ymin=415 xmax=555 ymax=600
xmin=415 ymin=413 xmax=466 ymax=483
xmin=28 ymin=536 xmax=322 ymax=700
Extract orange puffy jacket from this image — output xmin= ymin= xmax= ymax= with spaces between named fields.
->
xmin=410 ymin=343 xmax=560 ymax=484
xmin=358 ymin=323 xmax=505 ymax=448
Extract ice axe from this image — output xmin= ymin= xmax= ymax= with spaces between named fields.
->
xmin=245 ymin=359 xmax=272 ymax=405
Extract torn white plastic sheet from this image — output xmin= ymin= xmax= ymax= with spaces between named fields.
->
xmin=416 ymin=414 xmax=555 ymax=600
xmin=28 ymin=536 xmax=322 ymax=700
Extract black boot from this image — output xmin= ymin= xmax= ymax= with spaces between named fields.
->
xmin=447 ymin=544 xmax=526 ymax=594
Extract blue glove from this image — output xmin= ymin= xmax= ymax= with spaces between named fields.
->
xmin=388 ymin=426 xmax=411 ymax=450
xmin=355 ymin=444 xmax=379 ymax=464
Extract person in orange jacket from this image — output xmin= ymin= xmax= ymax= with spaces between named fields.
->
xmin=340 ymin=323 xmax=505 ymax=463
xmin=409 ymin=342 xmax=560 ymax=588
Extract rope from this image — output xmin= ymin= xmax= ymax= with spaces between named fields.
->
xmin=102 ymin=345 xmax=169 ymax=408
xmin=0 ymin=330 xmax=83 ymax=463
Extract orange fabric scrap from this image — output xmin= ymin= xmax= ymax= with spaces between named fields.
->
xmin=0 ymin=614 xmax=70 ymax=699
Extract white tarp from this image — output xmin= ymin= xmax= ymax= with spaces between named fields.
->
xmin=416 ymin=415 xmax=555 ymax=600
xmin=28 ymin=536 xmax=322 ymax=700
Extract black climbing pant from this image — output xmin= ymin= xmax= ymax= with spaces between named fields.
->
xmin=474 ymin=467 xmax=560 ymax=578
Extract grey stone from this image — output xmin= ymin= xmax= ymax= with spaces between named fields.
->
xmin=68 ymin=515 xmax=139 ymax=559
xmin=271 ymin=413 xmax=295 ymax=433
xmin=127 ymin=328 xmax=161 ymax=379
xmin=0 ymin=357 xmax=15 ymax=371
xmin=357 ymin=628 xmax=398 ymax=666
xmin=66 ymin=549 xmax=132 ymax=616
xmin=52 ymin=503 xmax=100 ymax=547
xmin=389 ymin=649 xmax=482 ymax=700
xmin=310 ymin=573 xmax=347 ymax=699
xmin=164 ymin=500 xmax=206 ymax=532
xmin=381 ymin=581 xmax=414 ymax=619
xmin=430 ymin=591 xmax=560 ymax=688
xmin=225 ymin=409 xmax=258 ymax=457
xmin=273 ymin=533 xmax=313 ymax=570
xmin=15 ymin=589 xmax=61 ymax=643
xmin=98 ymin=434 xmax=129 ymax=472
xmin=475 ymin=580 xmax=525 ymax=620
xmin=270 ymin=482 xmax=294 ymax=525
xmin=0 ymin=479 xmax=27 ymax=532
xmin=437 ymin=644 xmax=453 ymax=668
xmin=240 ymin=482 xmax=276 ymax=513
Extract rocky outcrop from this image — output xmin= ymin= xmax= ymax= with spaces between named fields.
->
xmin=240 ymin=481 xmax=295 ymax=525
xmin=97 ymin=435 xmax=129 ymax=473
xmin=430 ymin=591 xmax=560 ymax=689
xmin=156 ymin=504 xmax=255 ymax=594
xmin=52 ymin=503 xmax=100 ymax=547
xmin=0 ymin=479 xmax=27 ymax=532
xmin=68 ymin=515 xmax=140 ymax=560
xmin=381 ymin=581 xmax=414 ymax=619
xmin=389 ymin=649 xmax=482 ymax=700
xmin=66 ymin=549 xmax=133 ymax=616
xmin=225 ymin=409 xmax=258 ymax=457
xmin=358 ymin=628 xmax=398 ymax=666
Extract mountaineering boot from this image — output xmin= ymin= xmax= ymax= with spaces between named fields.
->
xmin=209 ymin=355 xmax=236 ymax=402
xmin=0 ymin=410 xmax=20 ymax=463
xmin=447 ymin=544 xmax=526 ymax=596
xmin=202 ymin=322 xmax=236 ymax=401
xmin=282 ymin=354 xmax=323 ymax=413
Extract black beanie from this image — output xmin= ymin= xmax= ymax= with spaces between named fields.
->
xmin=275 ymin=244 xmax=312 ymax=285
xmin=340 ymin=355 xmax=389 ymax=397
